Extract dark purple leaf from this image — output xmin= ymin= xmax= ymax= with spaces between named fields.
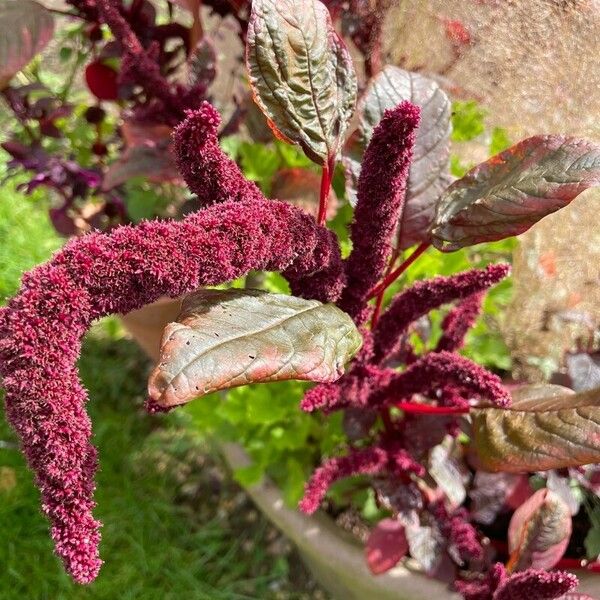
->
xmin=187 ymin=37 xmax=217 ymax=87
xmin=432 ymin=136 xmax=600 ymax=251
xmin=365 ymin=518 xmax=408 ymax=575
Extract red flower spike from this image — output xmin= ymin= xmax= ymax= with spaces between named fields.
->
xmin=0 ymin=195 xmax=344 ymax=584
xmin=299 ymin=447 xmax=388 ymax=514
xmin=370 ymin=351 xmax=510 ymax=409
xmin=372 ymin=264 xmax=510 ymax=364
xmin=172 ymin=103 xmax=265 ymax=206
xmin=436 ymin=292 xmax=484 ymax=353
xmin=339 ymin=101 xmax=420 ymax=323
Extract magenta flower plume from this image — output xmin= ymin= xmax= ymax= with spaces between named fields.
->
xmin=456 ymin=563 xmax=578 ymax=600
xmin=339 ymin=101 xmax=420 ymax=323
xmin=299 ymin=446 xmax=388 ymax=514
xmin=0 ymin=195 xmax=344 ymax=583
xmin=372 ymin=264 xmax=510 ymax=363
xmin=436 ymin=292 xmax=484 ymax=353
xmin=370 ymin=351 xmax=510 ymax=409
xmin=434 ymin=504 xmax=483 ymax=563
xmin=172 ymin=103 xmax=265 ymax=206
xmin=493 ymin=568 xmax=578 ymax=600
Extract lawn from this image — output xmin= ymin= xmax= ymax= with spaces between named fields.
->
xmin=0 ymin=182 xmax=324 ymax=599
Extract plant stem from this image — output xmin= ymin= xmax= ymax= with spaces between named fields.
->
xmin=370 ymin=247 xmax=400 ymax=328
xmin=368 ymin=241 xmax=430 ymax=299
xmin=395 ymin=401 xmax=469 ymax=415
xmin=317 ymin=155 xmax=334 ymax=226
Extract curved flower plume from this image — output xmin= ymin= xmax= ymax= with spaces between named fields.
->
xmin=370 ymin=351 xmax=510 ymax=409
xmin=372 ymin=264 xmax=510 ymax=363
xmin=172 ymin=103 xmax=265 ymax=206
xmin=339 ymin=101 xmax=420 ymax=323
xmin=0 ymin=102 xmax=345 ymax=583
xmin=436 ymin=292 xmax=484 ymax=353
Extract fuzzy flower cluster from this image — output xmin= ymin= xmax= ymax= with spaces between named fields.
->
xmin=0 ymin=108 xmax=345 ymax=583
xmin=1 ymin=84 xmax=556 ymax=599
xmin=455 ymin=562 xmax=578 ymax=600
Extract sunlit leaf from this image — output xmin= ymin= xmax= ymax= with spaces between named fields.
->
xmin=148 ymin=289 xmax=362 ymax=408
xmin=246 ymin=0 xmax=357 ymax=164
xmin=343 ymin=65 xmax=451 ymax=249
xmin=429 ymin=443 xmax=467 ymax=508
xmin=507 ymin=488 xmax=572 ymax=571
xmin=365 ymin=518 xmax=408 ymax=575
xmin=432 ymin=136 xmax=600 ymax=251
xmin=471 ymin=384 xmax=600 ymax=472
xmin=0 ymin=0 xmax=54 ymax=89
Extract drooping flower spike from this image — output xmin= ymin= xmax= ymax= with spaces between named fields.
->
xmin=0 ymin=105 xmax=345 ymax=583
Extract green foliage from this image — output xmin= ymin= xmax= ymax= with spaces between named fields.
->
xmin=185 ymin=379 xmax=345 ymax=507
xmin=0 ymin=173 xmax=61 ymax=303
xmin=451 ymin=100 xmax=487 ymax=142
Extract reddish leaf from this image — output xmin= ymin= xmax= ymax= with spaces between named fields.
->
xmin=432 ymin=136 xmax=600 ymax=251
xmin=0 ymin=0 xmax=54 ymax=90
xmin=102 ymin=144 xmax=180 ymax=190
xmin=365 ymin=518 xmax=408 ymax=575
xmin=507 ymin=489 xmax=572 ymax=572
xmin=85 ymin=61 xmax=119 ymax=101
xmin=187 ymin=37 xmax=217 ymax=87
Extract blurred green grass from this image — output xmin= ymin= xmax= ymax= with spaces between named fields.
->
xmin=0 ymin=183 xmax=319 ymax=599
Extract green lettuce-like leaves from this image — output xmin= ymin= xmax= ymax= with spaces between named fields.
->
xmin=0 ymin=0 xmax=54 ymax=89
xmin=147 ymin=289 xmax=362 ymax=408
xmin=471 ymin=384 xmax=600 ymax=472
xmin=432 ymin=135 xmax=600 ymax=251
xmin=343 ymin=65 xmax=452 ymax=249
xmin=246 ymin=0 xmax=357 ymax=165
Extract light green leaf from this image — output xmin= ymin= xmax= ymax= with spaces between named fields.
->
xmin=147 ymin=289 xmax=362 ymax=408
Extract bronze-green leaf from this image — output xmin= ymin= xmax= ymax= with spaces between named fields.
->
xmin=431 ymin=135 xmax=600 ymax=251
xmin=0 ymin=0 xmax=54 ymax=90
xmin=471 ymin=384 xmax=600 ymax=472
xmin=507 ymin=488 xmax=572 ymax=571
xmin=147 ymin=289 xmax=362 ymax=408
xmin=343 ymin=66 xmax=452 ymax=249
xmin=246 ymin=0 xmax=357 ymax=165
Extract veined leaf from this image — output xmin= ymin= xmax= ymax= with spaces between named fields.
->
xmin=343 ymin=65 xmax=451 ymax=249
xmin=0 ymin=0 xmax=54 ymax=90
xmin=507 ymin=488 xmax=572 ymax=571
xmin=471 ymin=384 xmax=600 ymax=472
xmin=246 ymin=0 xmax=357 ymax=165
xmin=147 ymin=289 xmax=362 ymax=408
xmin=432 ymin=135 xmax=600 ymax=251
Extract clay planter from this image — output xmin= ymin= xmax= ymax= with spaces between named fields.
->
xmin=121 ymin=299 xmax=600 ymax=599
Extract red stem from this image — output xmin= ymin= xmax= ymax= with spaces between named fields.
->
xmin=395 ymin=401 xmax=470 ymax=415
xmin=317 ymin=155 xmax=334 ymax=226
xmin=368 ymin=242 xmax=430 ymax=299
xmin=370 ymin=247 xmax=400 ymax=328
